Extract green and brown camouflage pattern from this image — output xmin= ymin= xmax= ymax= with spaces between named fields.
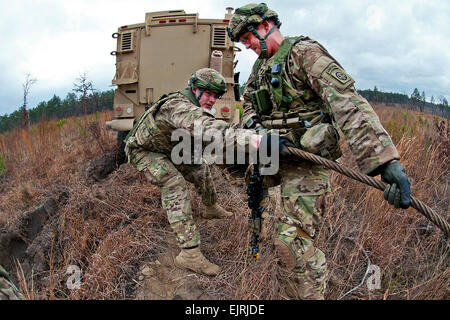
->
xmin=300 ymin=123 xmax=342 ymax=160
xmin=227 ymin=3 xmax=279 ymax=42
xmin=125 ymin=90 xmax=254 ymax=248
xmin=0 ymin=265 xmax=24 ymax=300
xmin=134 ymin=151 xmax=215 ymax=248
xmin=189 ymin=68 xmax=227 ymax=96
xmin=242 ymin=37 xmax=400 ymax=174
xmin=274 ymin=159 xmax=331 ymax=300
xmin=239 ymin=30 xmax=401 ymax=299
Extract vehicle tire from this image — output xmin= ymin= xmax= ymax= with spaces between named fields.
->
xmin=116 ymin=130 xmax=129 ymax=166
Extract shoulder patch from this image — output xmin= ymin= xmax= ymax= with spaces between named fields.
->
xmin=310 ymin=56 xmax=334 ymax=78
xmin=325 ymin=63 xmax=353 ymax=87
xmin=310 ymin=56 xmax=354 ymax=91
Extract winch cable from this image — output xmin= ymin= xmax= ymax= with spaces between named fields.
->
xmin=286 ymin=147 xmax=450 ymax=238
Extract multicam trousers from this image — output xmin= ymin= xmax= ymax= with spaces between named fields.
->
xmin=128 ymin=148 xmax=217 ymax=249
xmin=274 ymin=160 xmax=330 ymax=300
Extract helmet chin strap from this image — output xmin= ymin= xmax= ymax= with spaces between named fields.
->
xmin=247 ymin=24 xmax=278 ymax=58
xmin=194 ymin=87 xmax=204 ymax=103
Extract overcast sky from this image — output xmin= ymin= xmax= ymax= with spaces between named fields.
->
xmin=1 ymin=0 xmax=449 ymax=116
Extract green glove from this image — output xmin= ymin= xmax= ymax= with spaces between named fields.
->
xmin=379 ymin=161 xmax=411 ymax=209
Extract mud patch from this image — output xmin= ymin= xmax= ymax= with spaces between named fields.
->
xmin=134 ymin=250 xmax=217 ymax=300
xmin=0 ymin=191 xmax=67 ymax=288
xmin=84 ymin=150 xmax=118 ymax=183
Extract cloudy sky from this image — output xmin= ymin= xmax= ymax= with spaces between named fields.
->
xmin=1 ymin=0 xmax=449 ymax=115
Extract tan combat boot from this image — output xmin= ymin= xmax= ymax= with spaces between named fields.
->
xmin=202 ymin=203 xmax=233 ymax=219
xmin=174 ymin=247 xmax=221 ymax=276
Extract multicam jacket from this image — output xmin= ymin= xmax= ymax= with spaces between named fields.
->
xmin=242 ymin=36 xmax=400 ymax=174
xmin=125 ymin=89 xmax=254 ymax=168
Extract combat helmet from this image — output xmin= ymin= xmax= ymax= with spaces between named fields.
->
xmin=227 ymin=3 xmax=281 ymax=58
xmin=189 ymin=68 xmax=227 ymax=101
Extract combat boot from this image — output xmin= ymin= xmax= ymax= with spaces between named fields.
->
xmin=174 ymin=247 xmax=221 ymax=276
xmin=202 ymin=203 xmax=233 ymax=219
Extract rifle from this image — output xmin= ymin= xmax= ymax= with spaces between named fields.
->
xmin=246 ymin=163 xmax=268 ymax=260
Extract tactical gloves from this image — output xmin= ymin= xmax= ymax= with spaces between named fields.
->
xmin=259 ymin=134 xmax=295 ymax=157
xmin=373 ymin=161 xmax=411 ymax=209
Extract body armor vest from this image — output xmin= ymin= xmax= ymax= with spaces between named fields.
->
xmin=251 ymin=37 xmax=342 ymax=160
xmin=251 ymin=36 xmax=330 ymax=130
xmin=125 ymin=89 xmax=198 ymax=155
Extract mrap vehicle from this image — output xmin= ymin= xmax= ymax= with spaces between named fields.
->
xmin=106 ymin=8 xmax=242 ymax=141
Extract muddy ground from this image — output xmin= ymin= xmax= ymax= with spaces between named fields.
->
xmin=0 ymin=151 xmax=251 ymax=300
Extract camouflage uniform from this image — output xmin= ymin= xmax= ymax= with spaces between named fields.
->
xmin=125 ymin=70 xmax=252 ymax=249
xmin=228 ymin=4 xmax=400 ymax=299
xmin=0 ymin=265 xmax=24 ymax=300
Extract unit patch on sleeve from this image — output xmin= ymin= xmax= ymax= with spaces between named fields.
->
xmin=324 ymin=63 xmax=354 ymax=90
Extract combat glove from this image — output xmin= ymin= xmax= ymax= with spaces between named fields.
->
xmin=259 ymin=134 xmax=295 ymax=158
xmin=375 ymin=161 xmax=411 ymax=209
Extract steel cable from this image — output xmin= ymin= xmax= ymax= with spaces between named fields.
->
xmin=286 ymin=147 xmax=450 ymax=238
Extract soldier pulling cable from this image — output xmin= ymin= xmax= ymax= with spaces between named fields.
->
xmin=124 ymin=68 xmax=240 ymax=277
xmin=227 ymin=3 xmax=423 ymax=299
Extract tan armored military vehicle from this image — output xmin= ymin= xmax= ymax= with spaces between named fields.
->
xmin=106 ymin=8 xmax=242 ymax=146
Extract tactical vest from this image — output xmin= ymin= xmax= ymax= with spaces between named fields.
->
xmin=127 ymin=89 xmax=198 ymax=137
xmin=251 ymin=36 xmax=342 ymax=160
xmin=251 ymin=36 xmax=335 ymax=130
xmin=124 ymin=89 xmax=199 ymax=155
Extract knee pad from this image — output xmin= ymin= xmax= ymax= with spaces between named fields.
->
xmin=275 ymin=237 xmax=297 ymax=270
xmin=275 ymin=223 xmax=317 ymax=270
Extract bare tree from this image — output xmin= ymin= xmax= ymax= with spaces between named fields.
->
xmin=73 ymin=72 xmax=95 ymax=116
xmin=22 ymin=73 xmax=37 ymax=128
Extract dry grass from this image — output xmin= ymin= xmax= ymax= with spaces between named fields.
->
xmin=0 ymin=105 xmax=448 ymax=300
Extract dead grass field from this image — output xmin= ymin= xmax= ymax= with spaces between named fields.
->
xmin=0 ymin=105 xmax=448 ymax=300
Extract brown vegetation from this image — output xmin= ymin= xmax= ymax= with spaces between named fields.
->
xmin=0 ymin=105 xmax=448 ymax=300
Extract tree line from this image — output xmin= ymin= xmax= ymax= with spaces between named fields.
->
xmin=1 ymin=83 xmax=448 ymax=134
xmin=238 ymin=85 xmax=449 ymax=118
xmin=357 ymin=86 xmax=449 ymax=118
xmin=0 ymin=90 xmax=114 ymax=134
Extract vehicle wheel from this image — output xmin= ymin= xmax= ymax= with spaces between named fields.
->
xmin=116 ymin=130 xmax=129 ymax=165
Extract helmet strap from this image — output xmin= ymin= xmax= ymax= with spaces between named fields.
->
xmin=194 ymin=88 xmax=205 ymax=102
xmin=247 ymin=24 xmax=279 ymax=58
